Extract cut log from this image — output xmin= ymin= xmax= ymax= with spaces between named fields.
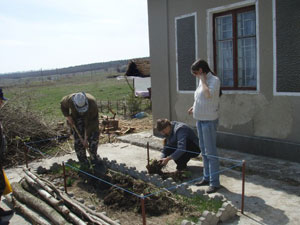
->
xmin=22 ymin=175 xmax=86 ymax=225
xmin=41 ymin=177 xmax=116 ymax=225
xmin=24 ymin=168 xmax=113 ymax=225
xmin=5 ymin=195 xmax=51 ymax=225
xmin=11 ymin=182 xmax=71 ymax=225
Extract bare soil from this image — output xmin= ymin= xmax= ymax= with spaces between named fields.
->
xmin=43 ymin=167 xmax=203 ymax=225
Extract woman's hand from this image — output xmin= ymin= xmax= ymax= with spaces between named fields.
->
xmin=188 ymin=106 xmax=193 ymax=115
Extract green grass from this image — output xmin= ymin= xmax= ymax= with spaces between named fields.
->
xmin=4 ymin=71 xmax=132 ymax=122
xmin=183 ymin=195 xmax=222 ymax=212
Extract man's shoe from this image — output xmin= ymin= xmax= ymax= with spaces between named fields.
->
xmin=195 ymin=179 xmax=209 ymax=186
xmin=91 ymin=158 xmax=107 ymax=175
xmin=0 ymin=208 xmax=13 ymax=217
xmin=206 ymin=186 xmax=220 ymax=194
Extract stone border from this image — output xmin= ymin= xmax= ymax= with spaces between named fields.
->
xmin=39 ymin=159 xmax=238 ymax=225
xmin=101 ymin=158 xmax=238 ymax=225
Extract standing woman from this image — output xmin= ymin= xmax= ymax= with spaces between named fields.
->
xmin=188 ymin=59 xmax=221 ymax=194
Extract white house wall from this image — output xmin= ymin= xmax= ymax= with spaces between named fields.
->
xmin=148 ymin=0 xmax=300 ymax=145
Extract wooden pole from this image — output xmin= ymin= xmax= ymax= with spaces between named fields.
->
xmin=116 ymin=100 xmax=119 ymax=114
xmin=147 ymin=142 xmax=150 ymax=166
xmin=99 ymin=100 xmax=102 ymax=113
xmin=62 ymin=162 xmax=68 ymax=194
xmin=25 ymin=147 xmax=28 ymax=168
xmin=107 ymin=100 xmax=110 ymax=114
xmin=241 ymin=160 xmax=246 ymax=214
xmin=141 ymin=197 xmax=146 ymax=225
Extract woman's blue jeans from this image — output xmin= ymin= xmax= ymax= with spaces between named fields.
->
xmin=196 ymin=120 xmax=220 ymax=187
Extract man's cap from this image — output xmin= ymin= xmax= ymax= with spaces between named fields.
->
xmin=0 ymin=88 xmax=7 ymax=101
xmin=72 ymin=92 xmax=89 ymax=113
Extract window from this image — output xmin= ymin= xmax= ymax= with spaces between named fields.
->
xmin=213 ymin=6 xmax=257 ymax=90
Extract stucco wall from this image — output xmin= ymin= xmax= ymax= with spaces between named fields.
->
xmin=148 ymin=0 xmax=300 ymax=144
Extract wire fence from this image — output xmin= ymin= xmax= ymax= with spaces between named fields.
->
xmin=25 ymin=136 xmax=244 ymax=199
xmin=97 ymin=98 xmax=151 ymax=116
xmin=24 ymin=136 xmax=246 ymax=224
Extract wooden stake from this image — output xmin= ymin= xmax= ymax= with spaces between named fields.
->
xmin=241 ymin=160 xmax=246 ymax=214
xmin=62 ymin=162 xmax=68 ymax=194
xmin=141 ymin=197 xmax=146 ymax=225
xmin=147 ymin=142 xmax=150 ymax=166
xmin=25 ymin=147 xmax=28 ymax=168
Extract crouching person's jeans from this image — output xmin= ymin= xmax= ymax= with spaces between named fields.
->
xmin=196 ymin=120 xmax=220 ymax=187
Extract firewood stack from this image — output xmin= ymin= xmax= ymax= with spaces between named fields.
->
xmin=7 ymin=168 xmax=120 ymax=225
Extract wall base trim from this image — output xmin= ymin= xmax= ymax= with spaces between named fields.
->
xmin=217 ymin=131 xmax=300 ymax=163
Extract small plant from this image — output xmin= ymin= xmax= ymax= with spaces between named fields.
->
xmin=66 ymin=177 xmax=75 ymax=186
xmin=146 ymin=159 xmax=165 ymax=175
xmin=178 ymin=195 xmax=223 ymax=213
xmin=126 ymin=91 xmax=142 ymax=116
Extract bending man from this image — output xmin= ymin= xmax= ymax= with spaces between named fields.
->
xmin=61 ymin=92 xmax=100 ymax=165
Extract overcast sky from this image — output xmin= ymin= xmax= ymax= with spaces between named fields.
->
xmin=0 ymin=0 xmax=149 ymax=73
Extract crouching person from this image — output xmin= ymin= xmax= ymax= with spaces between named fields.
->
xmin=156 ymin=119 xmax=200 ymax=171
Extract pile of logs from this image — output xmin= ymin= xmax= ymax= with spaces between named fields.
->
xmin=7 ymin=168 xmax=120 ymax=225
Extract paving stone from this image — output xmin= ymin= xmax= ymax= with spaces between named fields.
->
xmin=217 ymin=208 xmax=230 ymax=222
xmin=181 ymin=220 xmax=193 ymax=225
xmin=202 ymin=210 xmax=212 ymax=222
xmin=210 ymin=212 xmax=219 ymax=225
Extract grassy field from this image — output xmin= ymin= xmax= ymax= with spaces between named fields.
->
xmin=4 ymin=71 xmax=135 ymax=122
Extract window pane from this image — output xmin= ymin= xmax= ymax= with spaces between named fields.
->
xmin=238 ymin=37 xmax=256 ymax=87
xmin=237 ymin=11 xmax=256 ymax=37
xmin=217 ymin=40 xmax=233 ymax=87
xmin=216 ymin=15 xmax=232 ymax=40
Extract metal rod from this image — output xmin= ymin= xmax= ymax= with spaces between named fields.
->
xmin=147 ymin=142 xmax=150 ymax=166
xmin=141 ymin=197 xmax=146 ymax=225
xmin=62 ymin=162 xmax=68 ymax=194
xmin=241 ymin=160 xmax=246 ymax=214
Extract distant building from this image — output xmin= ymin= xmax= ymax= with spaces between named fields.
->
xmin=125 ymin=59 xmax=151 ymax=98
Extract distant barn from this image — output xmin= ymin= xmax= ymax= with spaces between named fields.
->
xmin=125 ymin=59 xmax=150 ymax=77
xmin=125 ymin=59 xmax=151 ymax=98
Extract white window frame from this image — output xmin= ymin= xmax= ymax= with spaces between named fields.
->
xmin=175 ymin=12 xmax=198 ymax=94
xmin=207 ymin=0 xmax=259 ymax=94
xmin=273 ymin=0 xmax=300 ymax=96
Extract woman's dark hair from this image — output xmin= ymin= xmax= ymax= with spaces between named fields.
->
xmin=191 ymin=59 xmax=222 ymax=97
xmin=156 ymin=118 xmax=171 ymax=132
xmin=191 ymin=59 xmax=215 ymax=75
